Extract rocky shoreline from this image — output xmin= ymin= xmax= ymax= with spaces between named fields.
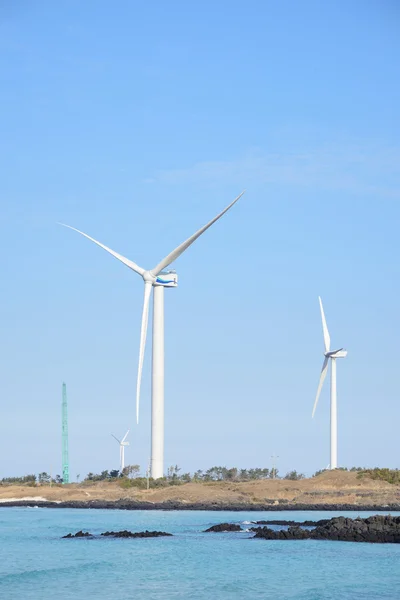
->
xmin=1 ymin=499 xmax=399 ymax=511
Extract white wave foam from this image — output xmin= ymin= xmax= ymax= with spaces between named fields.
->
xmin=0 ymin=496 xmax=48 ymax=503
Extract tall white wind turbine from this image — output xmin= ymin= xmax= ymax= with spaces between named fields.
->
xmin=60 ymin=191 xmax=244 ymax=479
xmin=111 ymin=430 xmax=130 ymax=472
xmin=312 ymin=297 xmax=347 ymax=470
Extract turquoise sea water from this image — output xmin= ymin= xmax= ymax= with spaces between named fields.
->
xmin=0 ymin=508 xmax=399 ymax=599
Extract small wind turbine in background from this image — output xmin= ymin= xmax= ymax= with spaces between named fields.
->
xmin=312 ymin=297 xmax=347 ymax=470
xmin=111 ymin=430 xmax=130 ymax=472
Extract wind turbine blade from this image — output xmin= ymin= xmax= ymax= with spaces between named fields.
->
xmin=136 ymin=282 xmax=152 ymax=424
xmin=59 ymin=223 xmax=145 ymax=276
xmin=151 ymin=191 xmax=245 ymax=276
xmin=121 ymin=429 xmax=130 ymax=443
xmin=312 ymin=356 xmax=329 ymax=418
xmin=319 ymin=296 xmax=331 ymax=353
xmin=111 ymin=434 xmax=121 ymax=444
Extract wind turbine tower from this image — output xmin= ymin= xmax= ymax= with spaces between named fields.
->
xmin=60 ymin=192 xmax=244 ymax=479
xmin=111 ymin=430 xmax=130 ymax=472
xmin=312 ymin=297 xmax=347 ymax=470
xmin=62 ymin=383 xmax=70 ymax=484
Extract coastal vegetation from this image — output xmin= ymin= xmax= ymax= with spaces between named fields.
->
xmin=1 ymin=474 xmax=37 ymax=485
xmin=1 ymin=467 xmax=399 ymax=489
xmin=313 ymin=467 xmax=400 ymax=484
xmin=1 ymin=465 xmax=284 ymax=487
xmin=357 ymin=468 xmax=400 ymax=485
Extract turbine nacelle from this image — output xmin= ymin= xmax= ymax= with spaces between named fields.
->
xmin=111 ymin=430 xmax=129 ymax=446
xmin=325 ymin=348 xmax=348 ymax=359
xmin=154 ymin=271 xmax=178 ymax=288
xmin=142 ymin=270 xmax=178 ymax=287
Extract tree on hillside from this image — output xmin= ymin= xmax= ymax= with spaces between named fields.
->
xmin=38 ymin=472 xmax=51 ymax=484
xmin=248 ymin=468 xmax=270 ymax=480
xmin=85 ymin=470 xmax=113 ymax=481
xmin=1 ymin=474 xmax=37 ymax=484
xmin=313 ymin=469 xmax=327 ymax=477
xmin=225 ymin=468 xmax=238 ymax=480
xmin=269 ymin=468 xmax=279 ymax=479
xmin=122 ymin=465 xmax=140 ymax=478
xmin=284 ymin=470 xmax=305 ymax=481
xmin=204 ymin=466 xmax=224 ymax=481
xmin=167 ymin=465 xmax=181 ymax=481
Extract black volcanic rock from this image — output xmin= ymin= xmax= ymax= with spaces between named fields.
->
xmin=312 ymin=515 xmax=400 ymax=543
xmin=62 ymin=530 xmax=92 ymax=538
xmin=252 ymin=516 xmax=400 ymax=544
xmin=2 ymin=500 xmax=400 ymax=512
xmin=100 ymin=530 xmax=172 ymax=538
xmin=253 ymin=526 xmax=311 ymax=540
xmin=204 ymin=523 xmax=243 ymax=532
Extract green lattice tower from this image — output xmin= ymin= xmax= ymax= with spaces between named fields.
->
xmin=62 ymin=383 xmax=69 ymax=484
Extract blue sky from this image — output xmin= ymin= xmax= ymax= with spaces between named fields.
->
xmin=0 ymin=1 xmax=399 ymax=479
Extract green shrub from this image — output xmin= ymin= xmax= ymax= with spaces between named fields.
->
xmin=357 ymin=468 xmax=400 ymax=485
xmin=118 ymin=477 xmax=147 ymax=490
xmin=284 ymin=470 xmax=305 ymax=481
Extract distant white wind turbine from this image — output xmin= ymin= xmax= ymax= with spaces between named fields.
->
xmin=111 ymin=430 xmax=130 ymax=472
xmin=312 ymin=297 xmax=347 ymax=470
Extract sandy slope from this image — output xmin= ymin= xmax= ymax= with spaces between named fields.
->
xmin=0 ymin=472 xmax=399 ymax=506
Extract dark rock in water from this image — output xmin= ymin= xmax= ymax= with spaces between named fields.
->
xmin=62 ymin=530 xmax=93 ymax=538
xmin=101 ymin=530 xmax=172 ymax=538
xmin=312 ymin=515 xmax=400 ymax=543
xmin=313 ymin=519 xmax=330 ymax=526
xmin=252 ymin=519 xmax=329 ymax=526
xmin=253 ymin=526 xmax=311 ymax=540
xmin=204 ymin=523 xmax=243 ymax=533
xmin=253 ymin=516 xmax=400 ymax=543
xmin=285 ymin=526 xmax=311 ymax=540
xmin=62 ymin=529 xmax=171 ymax=539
